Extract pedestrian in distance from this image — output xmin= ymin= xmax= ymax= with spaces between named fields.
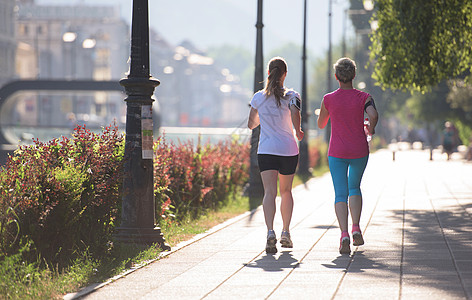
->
xmin=317 ymin=57 xmax=378 ymax=254
xmin=248 ymin=56 xmax=304 ymax=254
xmin=441 ymin=121 xmax=459 ymax=161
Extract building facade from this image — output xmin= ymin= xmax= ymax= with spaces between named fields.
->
xmin=16 ymin=2 xmax=130 ymax=80
xmin=0 ymin=0 xmax=17 ymax=86
xmin=1 ymin=1 xmax=250 ymax=146
xmin=7 ymin=1 xmax=130 ymax=139
xmin=150 ymin=35 xmax=251 ymax=128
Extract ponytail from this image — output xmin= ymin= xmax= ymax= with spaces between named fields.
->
xmin=264 ymin=57 xmax=287 ymax=107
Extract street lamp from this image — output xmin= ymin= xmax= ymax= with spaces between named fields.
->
xmin=62 ymin=32 xmax=77 ymax=43
xmin=248 ymin=0 xmax=264 ymax=207
xmin=82 ymin=38 xmax=96 ymax=49
xmin=325 ymin=0 xmax=333 ymax=143
xmin=63 ymin=31 xmax=77 ymax=79
xmin=363 ymin=0 xmax=374 ymax=11
xmin=298 ymin=0 xmax=310 ymax=176
xmin=328 ymin=0 xmax=376 ymax=142
xmin=114 ymin=0 xmax=169 ymax=249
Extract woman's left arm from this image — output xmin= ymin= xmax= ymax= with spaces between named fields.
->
xmin=290 ymin=105 xmax=304 ymax=141
xmin=365 ymin=96 xmax=379 ymax=135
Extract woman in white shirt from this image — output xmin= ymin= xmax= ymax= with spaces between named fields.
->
xmin=248 ymin=56 xmax=304 ymax=254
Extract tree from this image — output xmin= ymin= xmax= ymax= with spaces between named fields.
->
xmin=370 ymin=0 xmax=472 ymax=91
xmin=267 ymin=42 xmax=304 ymax=93
xmin=206 ymin=45 xmax=253 ymax=90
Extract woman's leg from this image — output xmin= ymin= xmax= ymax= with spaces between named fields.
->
xmin=347 ymin=155 xmax=369 ymax=226
xmin=260 ymin=170 xmax=279 ymax=231
xmin=348 ymin=195 xmax=362 ymax=225
xmin=335 ymin=202 xmax=349 ymax=232
xmin=328 ymin=156 xmax=349 ymax=232
xmin=278 ymin=173 xmax=295 ymax=232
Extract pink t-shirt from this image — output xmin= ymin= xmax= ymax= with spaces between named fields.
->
xmin=323 ymin=88 xmax=370 ymax=159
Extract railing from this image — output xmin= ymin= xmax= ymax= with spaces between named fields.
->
xmin=159 ymin=126 xmax=251 ymax=144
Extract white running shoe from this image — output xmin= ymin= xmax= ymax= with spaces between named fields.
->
xmin=266 ymin=230 xmax=277 ymax=254
xmin=280 ymin=230 xmax=293 ymax=248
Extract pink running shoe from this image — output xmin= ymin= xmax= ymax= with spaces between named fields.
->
xmin=352 ymin=225 xmax=364 ymax=246
xmin=339 ymin=231 xmax=350 ymax=254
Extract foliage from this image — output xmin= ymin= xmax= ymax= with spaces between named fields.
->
xmin=0 ymin=239 xmax=98 ymax=300
xmin=308 ymin=137 xmax=329 ymax=177
xmin=447 ymin=80 xmax=472 ymax=142
xmin=206 ymin=44 xmax=253 ymax=90
xmin=0 ymin=126 xmax=250 ymax=299
xmin=160 ymin=190 xmax=250 ymax=247
xmin=0 ymin=124 xmax=124 ymax=266
xmin=267 ymin=43 xmax=304 ymax=92
xmin=453 ymin=120 xmax=472 ymax=147
xmin=370 ymin=0 xmax=472 ymax=91
xmin=308 ymin=137 xmax=325 ymax=170
xmin=399 ymin=81 xmax=472 ymax=143
xmin=207 ymin=42 xmax=317 ymax=94
xmin=405 ymin=82 xmax=451 ymax=123
xmin=154 ymin=135 xmax=250 ymax=222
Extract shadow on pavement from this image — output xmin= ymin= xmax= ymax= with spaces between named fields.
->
xmin=321 ymin=251 xmax=387 ymax=273
xmin=245 ymin=251 xmax=300 ymax=272
xmin=312 ymin=224 xmax=337 ymax=230
xmin=389 ymin=204 xmax=471 ymax=297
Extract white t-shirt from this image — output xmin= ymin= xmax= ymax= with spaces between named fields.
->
xmin=250 ymin=89 xmax=300 ymax=156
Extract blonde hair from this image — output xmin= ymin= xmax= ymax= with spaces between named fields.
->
xmin=334 ymin=57 xmax=356 ymax=83
xmin=264 ymin=57 xmax=287 ymax=107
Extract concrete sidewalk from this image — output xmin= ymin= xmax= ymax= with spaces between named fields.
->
xmin=72 ymin=149 xmax=472 ymax=300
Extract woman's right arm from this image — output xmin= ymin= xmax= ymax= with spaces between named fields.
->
xmin=317 ymin=101 xmax=329 ymax=129
xmin=247 ymin=107 xmax=260 ymax=129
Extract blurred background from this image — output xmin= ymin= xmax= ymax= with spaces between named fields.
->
xmin=1 ymin=0 xmax=469 ymax=164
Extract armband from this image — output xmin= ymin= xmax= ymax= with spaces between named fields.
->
xmin=289 ymin=96 xmax=301 ymax=110
xmin=364 ymin=98 xmax=377 ymax=112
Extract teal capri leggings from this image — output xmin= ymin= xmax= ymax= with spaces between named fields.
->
xmin=328 ymin=155 xmax=369 ymax=204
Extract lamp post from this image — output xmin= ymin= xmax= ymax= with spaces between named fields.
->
xmin=114 ymin=0 xmax=169 ymax=249
xmin=248 ymin=0 xmax=264 ymax=207
xmin=298 ymin=0 xmax=310 ymax=176
xmin=346 ymin=8 xmax=373 ymax=61
xmin=342 ymin=8 xmax=347 ymax=57
xmin=62 ymin=31 xmax=77 ymax=79
xmin=325 ymin=0 xmax=333 ymax=144
xmin=328 ymin=0 xmax=332 ymax=94
xmin=326 ymin=0 xmax=376 ymax=144
xmin=63 ymin=31 xmax=78 ymax=116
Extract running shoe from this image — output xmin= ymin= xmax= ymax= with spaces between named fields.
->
xmin=266 ymin=230 xmax=277 ymax=254
xmin=352 ymin=224 xmax=364 ymax=246
xmin=280 ymin=230 xmax=293 ymax=248
xmin=339 ymin=232 xmax=351 ymax=254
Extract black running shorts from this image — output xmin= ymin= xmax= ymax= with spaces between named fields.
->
xmin=257 ymin=154 xmax=299 ymax=175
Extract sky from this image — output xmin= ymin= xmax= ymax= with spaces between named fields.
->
xmin=36 ymin=0 xmax=352 ymax=60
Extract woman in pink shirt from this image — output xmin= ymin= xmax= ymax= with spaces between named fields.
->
xmin=317 ymin=57 xmax=378 ymax=254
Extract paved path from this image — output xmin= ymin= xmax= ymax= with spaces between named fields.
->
xmin=71 ymin=149 xmax=472 ymax=300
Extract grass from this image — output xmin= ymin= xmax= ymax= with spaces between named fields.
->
xmin=159 ymin=192 xmax=251 ymax=247
xmin=0 ymin=242 xmax=98 ymax=299
xmin=0 ymin=191 xmax=251 ymax=300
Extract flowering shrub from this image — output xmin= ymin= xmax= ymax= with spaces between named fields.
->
xmin=154 ymin=136 xmax=250 ymax=223
xmin=0 ymin=124 xmax=124 ymax=265
xmin=0 ymin=125 xmax=250 ymax=268
xmin=309 ymin=137 xmax=328 ymax=169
